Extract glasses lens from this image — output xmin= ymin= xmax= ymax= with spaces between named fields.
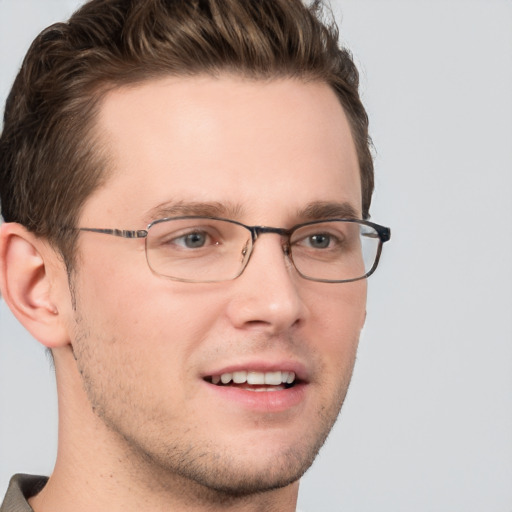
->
xmin=146 ymin=218 xmax=252 ymax=282
xmin=290 ymin=221 xmax=381 ymax=282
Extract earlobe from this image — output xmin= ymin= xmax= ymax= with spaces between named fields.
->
xmin=0 ymin=222 xmax=70 ymax=348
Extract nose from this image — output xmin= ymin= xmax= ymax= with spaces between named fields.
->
xmin=225 ymin=234 xmax=306 ymax=334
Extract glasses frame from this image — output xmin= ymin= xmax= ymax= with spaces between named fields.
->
xmin=78 ymin=216 xmax=391 ymax=283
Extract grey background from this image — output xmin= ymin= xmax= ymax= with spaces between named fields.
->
xmin=1 ymin=1 xmax=511 ymax=510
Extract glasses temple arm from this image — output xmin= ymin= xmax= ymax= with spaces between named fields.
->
xmin=78 ymin=228 xmax=148 ymax=238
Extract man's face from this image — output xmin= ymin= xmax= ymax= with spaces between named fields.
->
xmin=69 ymin=76 xmax=366 ymax=494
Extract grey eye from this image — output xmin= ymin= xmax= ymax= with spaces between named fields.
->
xmin=308 ymin=234 xmax=331 ymax=249
xmin=181 ymin=232 xmax=207 ymax=248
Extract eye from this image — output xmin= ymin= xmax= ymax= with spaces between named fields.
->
xmin=291 ymin=223 xmax=348 ymax=255
xmin=182 ymin=232 xmax=206 ymax=248
xmin=296 ymin=232 xmax=342 ymax=250
xmin=306 ymin=233 xmax=332 ymax=249
xmin=172 ymin=230 xmax=213 ymax=249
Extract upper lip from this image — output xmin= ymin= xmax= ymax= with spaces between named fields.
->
xmin=202 ymin=359 xmax=309 ymax=382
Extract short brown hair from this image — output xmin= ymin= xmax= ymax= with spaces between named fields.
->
xmin=0 ymin=0 xmax=374 ymax=265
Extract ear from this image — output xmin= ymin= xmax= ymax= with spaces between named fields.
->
xmin=0 ymin=222 xmax=71 ymax=348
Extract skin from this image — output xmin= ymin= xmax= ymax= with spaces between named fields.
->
xmin=0 ymin=76 xmax=366 ymax=512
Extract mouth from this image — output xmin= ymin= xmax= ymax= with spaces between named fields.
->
xmin=204 ymin=370 xmax=297 ymax=392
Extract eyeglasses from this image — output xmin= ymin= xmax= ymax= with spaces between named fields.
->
xmin=78 ymin=216 xmax=391 ymax=283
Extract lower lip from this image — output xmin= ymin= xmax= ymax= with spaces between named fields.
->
xmin=204 ymin=381 xmax=308 ymax=413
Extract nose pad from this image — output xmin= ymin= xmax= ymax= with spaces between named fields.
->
xmin=238 ymin=239 xmax=253 ymax=276
xmin=281 ymin=242 xmax=295 ymax=271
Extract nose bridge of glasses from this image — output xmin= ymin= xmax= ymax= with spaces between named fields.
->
xmin=252 ymin=226 xmax=292 ymax=253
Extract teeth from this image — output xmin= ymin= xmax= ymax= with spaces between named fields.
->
xmin=220 ymin=373 xmax=232 ymax=384
xmin=233 ymin=371 xmax=247 ymax=383
xmin=247 ymin=372 xmax=265 ymax=385
xmin=211 ymin=370 xmax=296 ymax=386
xmin=264 ymin=371 xmax=282 ymax=385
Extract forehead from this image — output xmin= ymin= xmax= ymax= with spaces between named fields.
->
xmin=84 ymin=75 xmax=361 ymax=226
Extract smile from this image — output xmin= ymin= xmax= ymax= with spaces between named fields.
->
xmin=206 ymin=370 xmax=296 ymax=391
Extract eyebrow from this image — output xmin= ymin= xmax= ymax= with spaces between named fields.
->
xmin=297 ymin=201 xmax=360 ymax=221
xmin=144 ymin=199 xmax=360 ymax=225
xmin=144 ymin=200 xmax=244 ymax=224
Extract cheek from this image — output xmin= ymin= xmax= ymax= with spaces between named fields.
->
xmin=70 ymin=274 xmax=227 ymax=411
xmin=307 ymin=282 xmax=366 ymax=371
xmin=74 ymin=259 xmax=228 ymax=365
xmin=310 ymin=281 xmax=366 ymax=334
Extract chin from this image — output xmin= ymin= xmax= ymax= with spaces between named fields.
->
xmin=169 ymin=446 xmax=316 ymax=497
xmin=139 ymin=419 xmax=334 ymax=499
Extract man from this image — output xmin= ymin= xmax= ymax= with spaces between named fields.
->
xmin=0 ymin=0 xmax=390 ymax=510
